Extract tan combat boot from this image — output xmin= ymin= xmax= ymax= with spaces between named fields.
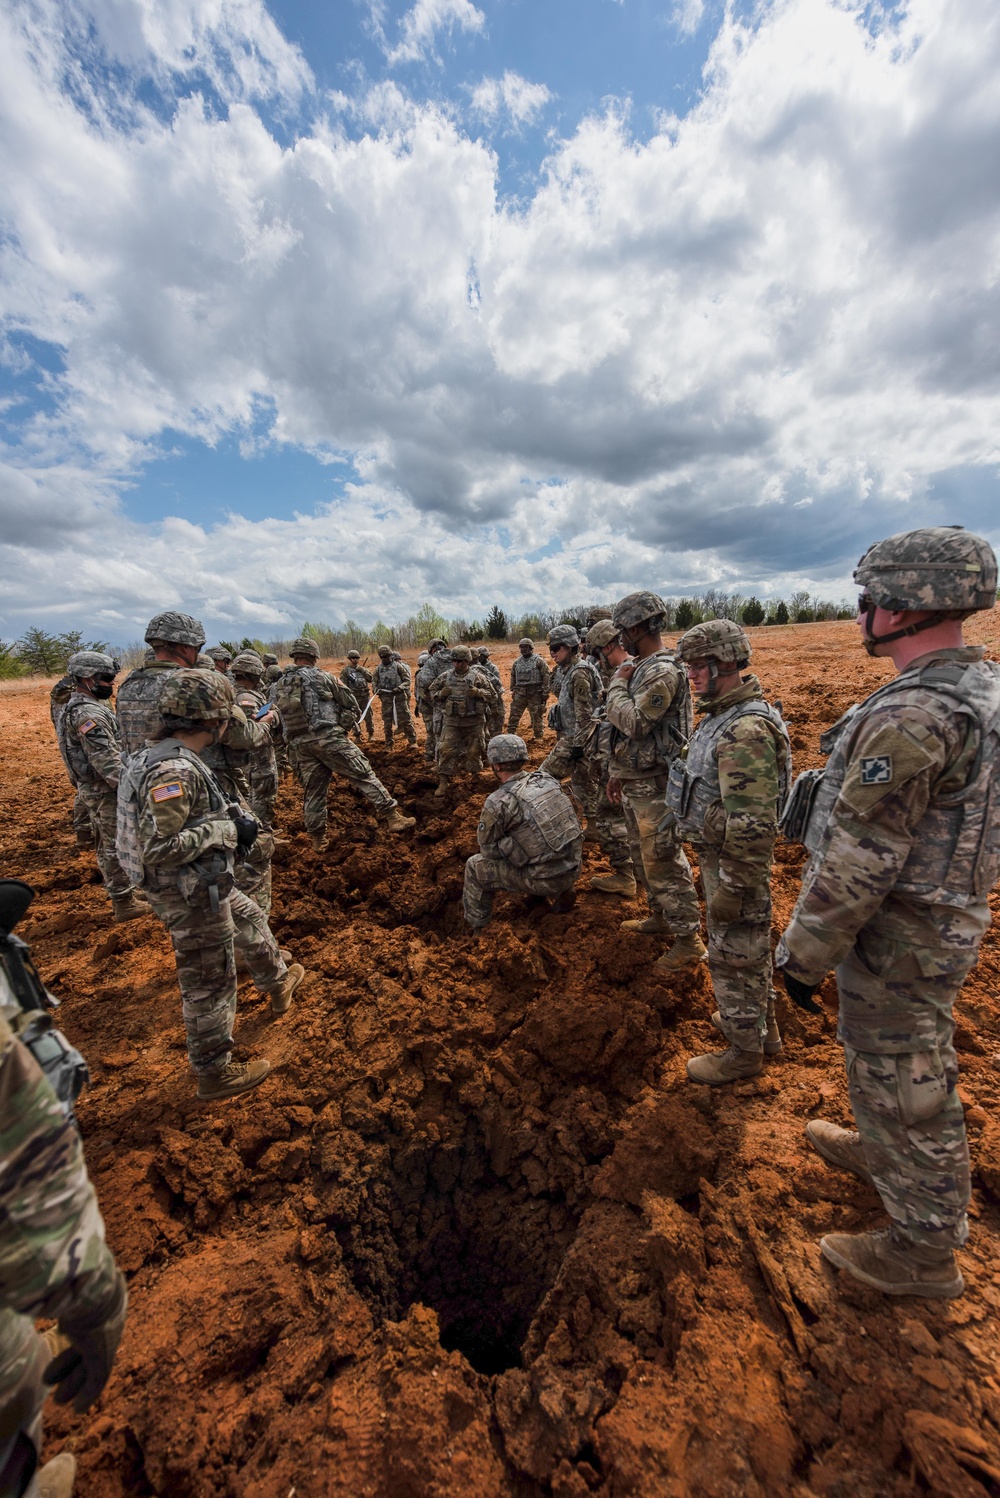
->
xmin=198 ymin=1057 xmax=271 ymax=1101
xmin=806 ymin=1120 xmax=874 ymax=1185
xmin=433 ymin=776 xmax=450 ymax=798
xmin=653 ymin=933 xmax=708 ymax=973
xmin=712 ymin=1009 xmax=783 ymax=1056
xmin=309 ymin=831 xmax=329 ymax=852
xmin=385 ymin=807 xmax=416 ymax=831
xmin=820 ymin=1228 xmax=964 ymax=1299
xmin=34 ymin=1452 xmax=77 ymax=1498
xmin=269 ymin=962 xmax=305 ymax=1016
xmin=111 ymin=891 xmax=147 ymax=923
xmin=590 ymin=871 xmax=638 ymax=897
xmin=686 ymin=1044 xmax=762 ymax=1085
xmin=621 ymin=912 xmax=671 ymax=933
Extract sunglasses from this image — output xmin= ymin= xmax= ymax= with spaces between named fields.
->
xmin=857 ymin=593 xmax=873 ymax=612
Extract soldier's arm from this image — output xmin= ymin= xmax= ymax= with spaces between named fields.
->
xmin=780 ymin=704 xmax=959 ymax=983
xmin=75 ymin=709 xmax=123 ymax=788
xmin=476 ymin=795 xmax=509 ymax=854
xmin=224 ymin=703 xmax=269 ymax=750
xmin=568 ymin=671 xmax=594 ymax=748
xmin=606 ymin=663 xmax=679 ymax=738
xmin=716 ymin=716 xmax=780 ymax=888
xmin=138 ymin=764 xmax=238 ymax=869
xmin=0 ymin=1015 xmax=120 ymax=1326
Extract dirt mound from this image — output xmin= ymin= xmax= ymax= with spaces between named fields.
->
xmin=4 ymin=620 xmax=1000 ymax=1496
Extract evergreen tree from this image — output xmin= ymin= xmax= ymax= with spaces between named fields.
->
xmin=741 ymin=597 xmax=765 ymax=626
xmin=675 ymin=599 xmax=697 ymax=631
xmin=773 ymin=600 xmax=789 ymax=625
xmin=486 ymin=605 xmax=508 ymax=640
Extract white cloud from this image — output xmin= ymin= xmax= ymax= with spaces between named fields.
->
xmin=671 ymin=0 xmax=705 ymax=36
xmin=470 ymin=71 xmax=552 ymax=129
xmin=385 ymin=0 xmax=486 ymax=66
xmin=2 ymin=0 xmax=1000 ymax=638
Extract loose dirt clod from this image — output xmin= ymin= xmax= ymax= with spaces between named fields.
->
xmin=4 ymin=619 xmax=1000 ymax=1496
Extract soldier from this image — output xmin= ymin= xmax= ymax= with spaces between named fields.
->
xmin=413 ymin=650 xmax=435 ymax=764
xmin=586 ymin=607 xmax=615 ymax=690
xmin=50 ymin=673 xmax=93 ymax=849
xmin=272 ymin=638 xmax=414 ymax=850
xmin=605 ymin=592 xmax=705 ymax=973
xmin=372 ymin=645 xmax=417 ymax=747
xmin=54 ymin=651 xmax=148 ymax=924
xmin=664 ymin=621 xmax=791 ymax=1083
xmin=476 ymin=648 xmax=505 ymax=738
xmin=539 ymin=624 xmax=601 ymax=830
xmin=776 ymin=527 xmax=1000 ymax=1299
xmin=117 ymin=671 xmax=304 ymax=1100
xmin=341 ymin=650 xmax=375 ymax=743
xmin=430 ymin=645 xmax=494 ymax=797
xmin=260 ymin=654 xmax=290 ymax=774
xmin=507 ymin=637 xmax=550 ymax=741
xmin=205 ymin=646 xmax=233 ymax=675
xmin=585 ymin=620 xmax=638 ymax=897
xmin=463 ymin=735 xmax=583 ymax=929
xmin=116 ymin=610 xmax=206 ymax=756
xmin=261 ymin=653 xmax=283 ymax=685
xmin=229 ymin=650 xmax=280 ymax=832
xmin=0 ymin=898 xmax=127 ymax=1498
xmin=419 ymin=638 xmax=454 ymax=761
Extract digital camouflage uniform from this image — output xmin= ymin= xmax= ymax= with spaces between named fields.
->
xmin=56 ymin=690 xmax=133 ymax=903
xmin=200 ymin=695 xmax=276 ymax=918
xmin=779 ymin=644 xmax=1000 ymax=1253
xmin=464 ymin=767 xmax=583 ymax=928
xmin=414 ymin=654 xmax=437 ymax=764
xmin=431 ymin=662 xmax=494 ymax=779
xmin=666 ymin=676 xmax=790 ymax=1050
xmin=477 ymin=652 xmax=505 ymax=738
xmin=507 ymin=645 xmax=550 ymax=741
xmin=540 ymin=653 xmax=601 ymax=816
xmin=341 ymin=661 xmax=375 ymax=742
xmin=50 ymin=676 xmax=92 ymax=846
xmin=422 ymin=644 xmax=455 ymax=751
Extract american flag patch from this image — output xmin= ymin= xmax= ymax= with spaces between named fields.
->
xmin=151 ymin=782 xmax=184 ymax=802
xmin=79 ymin=719 xmax=97 ymax=734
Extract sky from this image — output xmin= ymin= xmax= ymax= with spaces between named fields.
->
xmin=2 ymin=0 xmax=1000 ymax=645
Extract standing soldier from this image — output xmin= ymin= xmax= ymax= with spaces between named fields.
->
xmin=420 ymin=638 xmax=454 ymax=760
xmin=261 ymin=653 xmax=283 ymax=685
xmin=373 ymin=645 xmax=417 ymax=748
xmin=585 ymin=620 xmax=638 ymax=897
xmin=199 ymin=658 xmax=278 ymax=917
xmin=56 ymin=651 xmax=148 ymax=923
xmin=463 ymin=735 xmax=583 ymax=928
xmin=430 ymin=646 xmax=494 ymax=797
xmin=261 ymin=654 xmax=290 ymax=776
xmin=507 ymin=637 xmax=550 ymax=742
xmin=271 ymin=639 xmax=415 ymax=850
xmin=116 ymin=611 xmax=206 ymax=756
xmin=205 ymin=646 xmax=233 ymax=676
xmin=229 ymin=651 xmax=280 ymax=831
xmin=605 ymin=592 xmax=705 ymax=973
xmin=116 ymin=671 xmax=304 ymax=1099
xmin=341 ymin=650 xmax=375 ymax=743
xmin=477 ymin=648 xmax=506 ymax=739
xmin=777 ymin=527 xmax=1000 ymax=1300
xmin=414 ymin=651 xmax=436 ymax=764
xmin=539 ymin=625 xmax=601 ymax=828
xmin=50 ymin=672 xmax=94 ymax=848
xmin=664 ymin=621 xmax=791 ymax=1082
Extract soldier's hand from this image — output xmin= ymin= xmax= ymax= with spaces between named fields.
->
xmin=615 ymin=661 xmax=635 ymax=680
xmin=709 ymin=884 xmax=743 ymax=923
xmin=229 ymin=805 xmax=259 ymax=854
xmin=606 ymin=778 xmax=623 ymax=806
xmin=569 ymin=745 xmax=585 ymax=762
xmin=782 ymin=972 xmax=823 ymax=1015
xmin=46 ymin=1269 xmax=128 ymax=1413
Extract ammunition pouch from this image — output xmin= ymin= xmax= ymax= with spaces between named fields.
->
xmin=779 ymin=768 xmax=824 ymax=845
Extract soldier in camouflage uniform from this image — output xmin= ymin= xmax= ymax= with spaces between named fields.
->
xmin=371 ymin=645 xmax=417 ymax=747
xmin=198 ymin=659 xmax=278 ymax=917
xmin=419 ymin=639 xmax=453 ymax=760
xmin=205 ymin=646 xmax=233 ymax=675
xmin=585 ymin=621 xmax=638 ymax=897
xmin=413 ymin=651 xmax=435 ymax=763
xmin=116 ymin=610 xmax=206 ymax=756
xmin=273 ymin=639 xmax=415 ymax=850
xmin=606 ymin=592 xmax=705 ymax=973
xmin=117 ymin=671 xmax=305 ymax=1100
xmin=507 ymin=637 xmax=550 ymax=741
xmin=260 ymin=655 xmax=290 ymax=775
xmin=50 ymin=674 xmax=93 ymax=849
xmin=55 ymin=652 xmax=148 ymax=923
xmin=540 ymin=624 xmax=602 ymax=835
xmin=0 ymin=900 xmax=127 ymax=1498
xmin=341 ymin=650 xmax=375 ymax=743
xmin=777 ymin=527 xmax=1000 ymax=1299
xmin=476 ymin=648 xmax=506 ymax=738
xmin=463 ymin=735 xmax=583 ymax=928
xmin=665 ymin=622 xmax=791 ymax=1083
xmin=430 ymin=645 xmax=495 ymax=796
xmin=229 ymin=651 xmax=280 ymax=832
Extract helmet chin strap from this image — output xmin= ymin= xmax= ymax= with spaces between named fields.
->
xmin=861 ymin=604 xmax=941 ymax=658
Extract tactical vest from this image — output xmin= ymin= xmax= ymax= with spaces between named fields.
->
xmin=56 ymin=695 xmax=117 ymax=789
xmin=439 ymin=667 xmax=489 ymax=720
xmin=117 ymin=740 xmax=232 ymax=902
xmin=272 ymin=666 xmax=355 ymax=737
xmin=116 ymin=662 xmax=179 ymax=756
xmin=792 ymin=657 xmax=1000 ymax=907
xmin=492 ymin=771 xmax=583 ymax=875
xmin=374 ymin=662 xmax=408 ymax=694
xmin=665 ymin=697 xmax=791 ymax=844
xmin=610 ymin=652 xmax=692 ymax=774
xmin=342 ymin=666 xmax=371 ymax=701
xmin=557 ymin=658 xmax=603 ymax=738
xmin=512 ymin=653 xmax=546 ymax=690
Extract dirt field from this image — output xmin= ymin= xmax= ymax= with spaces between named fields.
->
xmin=5 ymin=619 xmax=1000 ymax=1497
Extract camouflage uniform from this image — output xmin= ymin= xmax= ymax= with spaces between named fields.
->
xmin=57 ymin=687 xmax=133 ymax=903
xmin=340 ymin=659 xmax=375 ymax=742
xmin=431 ymin=660 xmax=494 ymax=779
xmin=50 ymin=675 xmax=93 ymax=846
xmin=421 ymin=641 xmax=455 ymax=752
xmin=507 ymin=643 xmax=550 ymax=741
xmin=539 ymin=641 xmax=601 ymax=816
xmin=116 ymin=658 xmax=181 ymax=756
xmin=464 ymin=762 xmax=583 ymax=928
xmin=200 ymin=685 xmax=276 ymax=918
xmin=585 ymin=622 xmax=635 ymax=881
xmin=414 ymin=653 xmax=437 ymax=764
xmin=372 ymin=655 xmax=417 ymax=746
xmin=229 ymin=653 xmax=280 ymax=831
xmin=666 ymin=675 xmax=790 ymax=1050
xmin=477 ymin=650 xmax=505 ymax=738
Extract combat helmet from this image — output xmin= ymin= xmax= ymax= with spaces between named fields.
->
xmin=195 ymin=653 xmax=217 ymax=670
xmin=612 ymin=591 xmax=668 ymax=633
xmin=487 ymin=733 xmax=528 ymax=766
xmin=261 ymin=653 xmax=279 ymax=667
xmin=676 ymin=619 xmax=751 ymax=668
xmin=548 ymin=623 xmax=580 ymax=650
xmin=159 ymin=669 xmax=234 ymax=724
xmin=587 ymin=605 xmax=613 ymax=625
xmin=429 ymin=638 xmax=447 ymax=652
xmin=451 ymin=645 xmax=473 ymax=663
xmin=144 ymin=611 xmax=206 ymax=648
xmin=856 ymin=527 xmax=997 ymax=620
xmin=518 ymin=637 xmax=533 ymax=650
xmin=290 ymin=637 xmax=320 ymax=659
xmin=231 ymin=650 xmax=264 ymax=678
xmin=347 ymin=649 xmax=361 ymax=661
xmin=587 ymin=619 xmax=620 ymax=653
xmin=417 ymin=651 xmax=429 ymax=666
xmin=377 ymin=645 xmax=392 ymax=659
xmin=67 ymin=650 xmax=117 ymax=678
xmin=205 ymin=646 xmax=232 ymax=665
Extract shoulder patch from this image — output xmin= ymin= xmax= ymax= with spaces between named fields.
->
xmin=839 ymin=725 xmax=936 ymax=817
xmin=649 ymin=693 xmax=664 ymax=709
xmin=860 ymin=754 xmax=892 ymax=785
xmin=78 ymin=719 xmax=97 ymax=735
xmin=151 ymin=782 xmax=185 ymax=803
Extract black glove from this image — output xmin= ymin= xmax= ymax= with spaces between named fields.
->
xmin=782 ymin=972 xmax=823 ymax=1015
xmin=45 ymin=1269 xmax=128 ymax=1413
xmin=229 ymin=806 xmax=259 ymax=855
xmin=569 ymin=745 xmax=585 ymax=762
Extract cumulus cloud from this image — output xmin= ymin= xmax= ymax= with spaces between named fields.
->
xmin=671 ymin=0 xmax=705 ymax=36
xmin=470 ymin=71 xmax=552 ymax=128
xmin=384 ymin=0 xmax=486 ymax=66
xmin=2 ymin=0 xmax=1000 ymax=637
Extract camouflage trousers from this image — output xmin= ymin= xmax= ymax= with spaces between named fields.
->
xmin=487 ymin=697 xmax=505 ymax=740
xmin=593 ymin=765 xmax=633 ymax=873
xmin=249 ymin=753 xmax=279 ymax=829
xmin=699 ymin=850 xmax=771 ymax=1053
xmin=416 ymin=693 xmax=436 ymax=762
xmin=78 ymin=782 xmax=131 ymax=899
xmin=437 ymin=718 xmax=487 ymax=777
xmin=146 ymin=886 xmax=286 ymax=1075
xmin=0 ymin=1309 xmax=47 ymax=1495
xmin=836 ymin=936 xmax=973 ymax=1252
xmin=379 ymin=691 xmax=417 ymax=747
xmin=540 ymin=737 xmax=599 ymax=818
xmin=71 ymin=786 xmax=93 ymax=843
xmin=620 ymin=776 xmax=701 ymax=936
xmin=507 ymin=689 xmax=546 ymax=741
xmin=296 ymin=731 xmax=395 ymax=836
xmin=463 ymin=853 xmax=576 ymax=929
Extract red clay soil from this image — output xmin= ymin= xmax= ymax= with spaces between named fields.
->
xmin=4 ymin=619 xmax=1000 ymax=1498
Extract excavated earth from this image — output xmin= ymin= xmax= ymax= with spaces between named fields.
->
xmin=4 ymin=618 xmax=1000 ymax=1498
